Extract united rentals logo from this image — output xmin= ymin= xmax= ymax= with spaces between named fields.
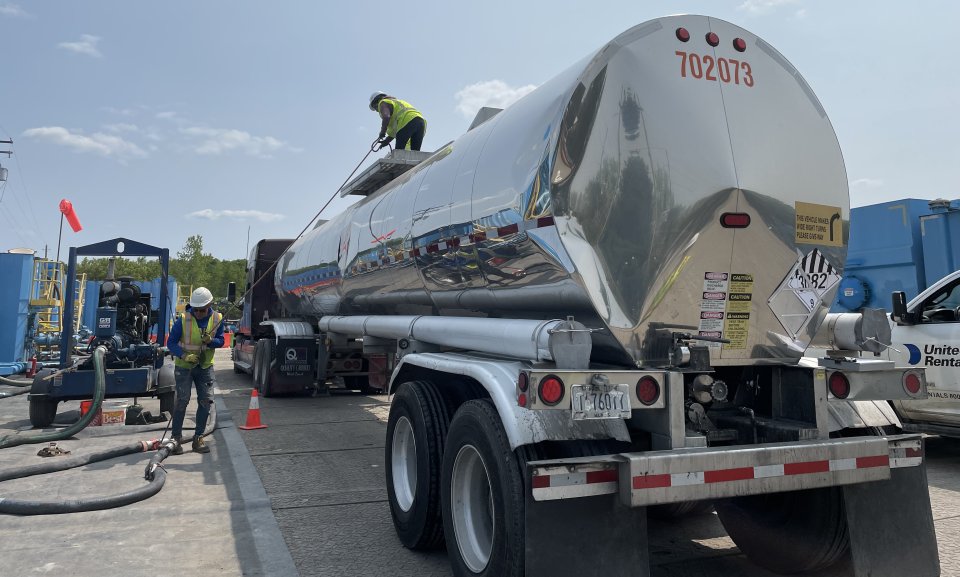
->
xmin=907 ymin=343 xmax=960 ymax=367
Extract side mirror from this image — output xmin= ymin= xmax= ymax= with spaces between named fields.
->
xmin=227 ymin=282 xmax=237 ymax=303
xmin=891 ymin=291 xmax=915 ymax=325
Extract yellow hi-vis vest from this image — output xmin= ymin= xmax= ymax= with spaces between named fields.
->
xmin=381 ymin=98 xmax=425 ymax=138
xmin=175 ymin=310 xmax=223 ymax=369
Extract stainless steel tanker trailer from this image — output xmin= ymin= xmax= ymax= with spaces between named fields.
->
xmin=271 ymin=15 xmax=940 ymax=577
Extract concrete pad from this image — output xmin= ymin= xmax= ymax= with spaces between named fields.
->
xmin=275 ymin=501 xmax=451 ymax=577
xmin=0 ymin=351 xmax=297 ymax=577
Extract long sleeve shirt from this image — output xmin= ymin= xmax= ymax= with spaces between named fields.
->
xmin=167 ymin=307 xmax=225 ymax=359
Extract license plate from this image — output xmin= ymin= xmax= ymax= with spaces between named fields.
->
xmin=571 ymin=384 xmax=631 ymax=420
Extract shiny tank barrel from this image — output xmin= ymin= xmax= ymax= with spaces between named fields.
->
xmin=278 ymin=15 xmax=849 ymax=367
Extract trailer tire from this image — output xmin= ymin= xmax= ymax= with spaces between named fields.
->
xmin=345 ymin=376 xmax=378 ymax=394
xmin=29 ymin=397 xmax=58 ymax=428
xmin=258 ymin=339 xmax=274 ymax=398
xmin=252 ymin=341 xmax=263 ymax=386
xmin=715 ymin=487 xmax=848 ymax=574
xmin=386 ymin=380 xmax=450 ymax=550
xmin=442 ymin=399 xmax=523 ymax=577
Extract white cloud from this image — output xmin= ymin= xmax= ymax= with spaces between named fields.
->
xmin=181 ymin=126 xmax=296 ymax=157
xmin=156 ymin=111 xmax=178 ymax=120
xmin=454 ymin=80 xmax=537 ymax=119
xmin=737 ymin=0 xmax=800 ymax=15
xmin=186 ymin=209 xmax=285 ymax=222
xmin=58 ymin=34 xmax=102 ymax=58
xmin=103 ymin=123 xmax=139 ymax=133
xmin=0 ymin=3 xmax=31 ymax=17
xmin=849 ymin=177 xmax=883 ymax=188
xmin=22 ymin=126 xmax=146 ymax=159
xmin=102 ymin=106 xmax=138 ymax=116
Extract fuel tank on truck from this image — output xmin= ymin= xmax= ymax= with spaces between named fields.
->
xmin=278 ymin=15 xmax=850 ymax=368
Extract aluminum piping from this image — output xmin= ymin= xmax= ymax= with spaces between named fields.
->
xmin=318 ymin=315 xmax=563 ymax=362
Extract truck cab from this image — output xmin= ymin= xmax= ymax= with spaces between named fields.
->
xmin=889 ymin=269 xmax=960 ymax=436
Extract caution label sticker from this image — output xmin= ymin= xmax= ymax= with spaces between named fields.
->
xmin=795 ymin=201 xmax=844 ymax=247
xmin=723 ymin=273 xmax=754 ymax=350
xmin=698 ymin=272 xmax=753 ymax=349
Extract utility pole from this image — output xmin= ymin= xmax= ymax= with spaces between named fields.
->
xmin=0 ymin=138 xmax=12 ymax=183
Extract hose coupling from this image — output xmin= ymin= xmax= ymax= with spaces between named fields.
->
xmin=144 ymin=462 xmax=159 ymax=481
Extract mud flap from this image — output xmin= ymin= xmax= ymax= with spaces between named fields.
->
xmin=524 ymin=473 xmax=650 ymax=577
xmin=842 ymin=456 xmax=940 ymax=577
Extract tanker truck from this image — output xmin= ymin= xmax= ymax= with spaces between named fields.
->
xmin=268 ymin=15 xmax=939 ymax=577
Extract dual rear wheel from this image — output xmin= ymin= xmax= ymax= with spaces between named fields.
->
xmin=384 ymin=381 xmax=532 ymax=577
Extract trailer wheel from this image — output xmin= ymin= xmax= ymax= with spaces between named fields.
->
xmin=345 ymin=376 xmax=378 ymax=394
xmin=442 ymin=399 xmax=523 ymax=577
xmin=715 ymin=487 xmax=848 ymax=574
xmin=29 ymin=397 xmax=58 ymax=428
xmin=386 ymin=380 xmax=450 ymax=550
xmin=258 ymin=339 xmax=274 ymax=398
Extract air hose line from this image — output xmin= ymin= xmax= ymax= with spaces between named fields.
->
xmin=0 ymin=346 xmax=108 ymax=450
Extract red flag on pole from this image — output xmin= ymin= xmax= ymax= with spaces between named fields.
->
xmin=59 ymin=199 xmax=82 ymax=232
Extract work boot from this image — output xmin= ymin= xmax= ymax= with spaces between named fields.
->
xmin=192 ymin=435 xmax=210 ymax=454
xmin=170 ymin=437 xmax=184 ymax=456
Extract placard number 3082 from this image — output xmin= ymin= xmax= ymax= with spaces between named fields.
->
xmin=676 ymin=51 xmax=754 ymax=87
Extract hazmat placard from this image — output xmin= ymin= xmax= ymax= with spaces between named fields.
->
xmin=795 ymin=201 xmax=844 ymax=247
xmin=768 ymin=249 xmax=841 ymax=337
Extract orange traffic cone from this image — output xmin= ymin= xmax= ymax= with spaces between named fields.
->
xmin=238 ymin=388 xmax=268 ymax=430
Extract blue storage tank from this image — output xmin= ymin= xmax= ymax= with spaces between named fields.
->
xmin=0 ymin=253 xmax=36 ymax=374
xmin=834 ymin=199 xmax=932 ymax=311
xmin=919 ymin=200 xmax=960 ymax=286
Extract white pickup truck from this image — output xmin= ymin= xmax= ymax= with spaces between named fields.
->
xmin=889 ymin=270 xmax=960 ymax=437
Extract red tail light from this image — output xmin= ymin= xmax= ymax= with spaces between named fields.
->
xmin=517 ymin=392 xmax=528 ymax=408
xmin=636 ymin=376 xmax=661 ymax=406
xmin=705 ymin=32 xmax=720 ymax=47
xmin=828 ymin=372 xmax=850 ymax=399
xmin=721 ymin=212 xmax=751 ymax=228
xmin=903 ymin=371 xmax=922 ymax=395
xmin=676 ymin=27 xmax=690 ymax=42
xmin=517 ymin=372 xmax=529 ymax=392
xmin=733 ymin=37 xmax=747 ymax=52
xmin=538 ymin=375 xmax=565 ymax=406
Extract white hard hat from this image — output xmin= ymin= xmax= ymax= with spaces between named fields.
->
xmin=369 ymin=91 xmax=387 ymax=111
xmin=189 ymin=287 xmax=214 ymax=308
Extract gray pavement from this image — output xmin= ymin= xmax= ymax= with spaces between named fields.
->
xmin=0 ymin=352 xmax=296 ymax=577
xmin=3 ymin=349 xmax=959 ymax=577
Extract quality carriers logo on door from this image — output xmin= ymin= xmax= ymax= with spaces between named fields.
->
xmin=906 ymin=343 xmax=960 ymax=367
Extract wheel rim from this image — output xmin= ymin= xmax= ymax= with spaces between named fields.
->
xmin=451 ymin=444 xmax=494 ymax=573
xmin=391 ymin=416 xmax=417 ymax=512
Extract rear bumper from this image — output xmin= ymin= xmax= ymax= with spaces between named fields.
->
xmin=530 ymin=434 xmax=923 ymax=506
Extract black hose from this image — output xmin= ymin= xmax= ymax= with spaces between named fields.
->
xmin=0 ymin=346 xmax=107 ymax=449
xmin=0 ymin=438 xmax=175 ymax=516
xmin=0 ymin=470 xmax=166 ymax=515
xmin=0 ymin=441 xmax=152 ymax=483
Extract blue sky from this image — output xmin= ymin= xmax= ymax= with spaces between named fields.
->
xmin=1 ymin=1 xmax=957 ymax=259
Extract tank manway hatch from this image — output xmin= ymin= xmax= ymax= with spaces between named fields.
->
xmin=340 ymin=149 xmax=433 ymax=197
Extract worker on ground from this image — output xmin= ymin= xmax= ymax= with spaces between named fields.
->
xmin=167 ymin=287 xmax=224 ymax=455
xmin=370 ymin=92 xmax=427 ymax=151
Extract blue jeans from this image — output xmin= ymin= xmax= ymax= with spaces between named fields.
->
xmin=172 ymin=365 xmax=214 ymax=438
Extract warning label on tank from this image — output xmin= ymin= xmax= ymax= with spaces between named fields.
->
xmin=699 ymin=272 xmax=753 ymax=349
xmin=723 ymin=274 xmax=754 ymax=350
xmin=795 ymin=201 xmax=844 ymax=247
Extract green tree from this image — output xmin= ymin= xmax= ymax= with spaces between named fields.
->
xmin=170 ymin=234 xmax=215 ymax=291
